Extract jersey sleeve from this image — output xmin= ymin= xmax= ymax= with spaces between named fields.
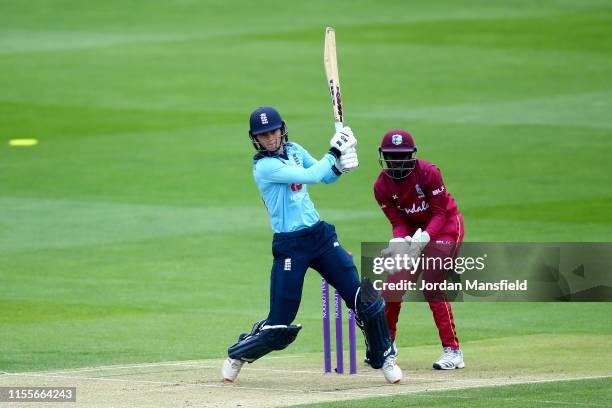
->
xmin=423 ymin=166 xmax=450 ymax=237
xmin=374 ymin=182 xmax=410 ymax=238
xmin=321 ymin=167 xmax=341 ymax=184
xmin=294 ymin=143 xmax=317 ymax=169
xmin=294 ymin=143 xmax=340 ymax=184
xmin=255 ymin=152 xmax=336 ymax=184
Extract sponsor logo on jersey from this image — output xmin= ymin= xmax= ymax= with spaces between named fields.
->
xmin=333 ymin=241 xmax=340 ymax=247
xmin=291 ymin=152 xmax=302 ymax=166
xmin=432 ymin=186 xmax=445 ymax=196
xmin=402 ymin=201 xmax=430 ymax=214
xmin=415 ymin=184 xmax=425 ymax=198
xmin=391 ymin=134 xmax=403 ymax=145
xmin=289 ymin=183 xmax=306 ymax=201
xmin=290 ymin=191 xmax=307 ymax=202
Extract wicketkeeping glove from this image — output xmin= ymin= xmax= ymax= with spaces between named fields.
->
xmin=405 ymin=228 xmax=430 ymax=259
xmin=380 ymin=237 xmax=411 ymax=275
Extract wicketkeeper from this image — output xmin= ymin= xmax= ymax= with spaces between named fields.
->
xmin=374 ymin=128 xmax=465 ymax=370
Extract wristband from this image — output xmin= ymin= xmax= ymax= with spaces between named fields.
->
xmin=328 ymin=147 xmax=341 ymax=159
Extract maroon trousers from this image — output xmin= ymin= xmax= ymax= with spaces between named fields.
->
xmin=384 ymin=214 xmax=463 ymax=350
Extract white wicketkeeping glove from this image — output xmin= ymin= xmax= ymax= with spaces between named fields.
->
xmin=330 ymin=126 xmax=357 ymax=154
xmin=380 ymin=237 xmax=411 ymax=275
xmin=405 ymin=228 xmax=430 ymax=259
xmin=335 ymin=147 xmax=359 ymax=173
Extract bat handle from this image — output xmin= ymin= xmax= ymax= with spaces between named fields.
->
xmin=334 ymin=122 xmax=344 ymax=132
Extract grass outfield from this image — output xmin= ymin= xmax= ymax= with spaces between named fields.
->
xmin=298 ymin=377 xmax=612 ymax=407
xmin=1 ymin=0 xmax=611 ymax=406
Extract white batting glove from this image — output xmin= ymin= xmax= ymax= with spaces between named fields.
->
xmin=335 ymin=147 xmax=359 ymax=173
xmin=330 ymin=126 xmax=357 ymax=154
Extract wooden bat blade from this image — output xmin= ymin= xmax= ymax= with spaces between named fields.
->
xmin=324 ymin=27 xmax=339 ymax=84
xmin=324 ymin=27 xmax=343 ymax=130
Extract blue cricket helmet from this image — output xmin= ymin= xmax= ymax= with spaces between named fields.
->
xmin=248 ymin=106 xmax=288 ymax=155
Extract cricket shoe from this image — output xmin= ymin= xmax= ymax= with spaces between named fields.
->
xmin=382 ymin=353 xmax=403 ymax=384
xmin=222 ymin=357 xmax=245 ymax=382
xmin=433 ymin=347 xmax=465 ymax=370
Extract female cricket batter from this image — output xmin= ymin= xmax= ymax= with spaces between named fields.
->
xmin=374 ymin=128 xmax=465 ymax=370
xmin=221 ymin=107 xmax=402 ymax=383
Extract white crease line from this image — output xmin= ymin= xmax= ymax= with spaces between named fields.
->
xmin=238 ymin=366 xmax=450 ymax=382
xmin=19 ymin=361 xmax=215 ymax=375
xmin=91 ymin=365 xmax=392 ymax=380
xmin=13 ymin=362 xmax=446 ymax=382
xmin=11 ymin=360 xmax=242 ymax=375
xmin=101 ymin=366 xmax=448 ymax=382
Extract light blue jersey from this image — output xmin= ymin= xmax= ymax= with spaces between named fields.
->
xmin=253 ymin=142 xmax=340 ymax=233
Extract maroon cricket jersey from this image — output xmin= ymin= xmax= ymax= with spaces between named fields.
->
xmin=374 ymin=159 xmax=462 ymax=240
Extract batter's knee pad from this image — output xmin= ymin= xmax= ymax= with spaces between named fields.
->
xmin=354 ymin=278 xmax=394 ymax=369
xmin=237 ymin=319 xmax=268 ymax=342
xmin=228 ymin=322 xmax=302 ymax=363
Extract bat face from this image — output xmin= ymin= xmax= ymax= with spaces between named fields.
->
xmin=324 ymin=27 xmax=344 ymax=131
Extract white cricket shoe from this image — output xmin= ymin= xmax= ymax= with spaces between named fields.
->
xmin=433 ymin=347 xmax=465 ymax=370
xmin=382 ymin=354 xmax=403 ymax=384
xmin=222 ymin=357 xmax=245 ymax=382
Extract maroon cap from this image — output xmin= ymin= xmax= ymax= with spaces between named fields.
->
xmin=379 ymin=129 xmax=416 ymax=152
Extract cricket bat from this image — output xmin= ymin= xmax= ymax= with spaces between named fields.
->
xmin=324 ymin=27 xmax=344 ymax=132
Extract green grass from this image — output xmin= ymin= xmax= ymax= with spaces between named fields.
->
xmin=1 ymin=0 xmax=611 ymax=406
xmin=297 ymin=377 xmax=612 ymax=407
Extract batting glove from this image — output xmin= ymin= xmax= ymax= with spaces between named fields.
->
xmin=334 ymin=147 xmax=359 ymax=173
xmin=330 ymin=126 xmax=357 ymax=154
